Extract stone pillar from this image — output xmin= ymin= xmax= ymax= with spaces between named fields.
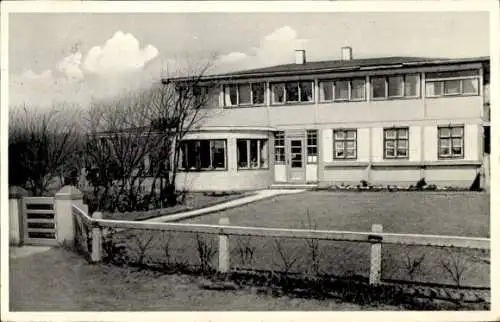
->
xmin=218 ymin=217 xmax=230 ymax=273
xmin=369 ymin=224 xmax=383 ymax=285
xmin=9 ymin=186 xmax=28 ymax=246
xmin=54 ymin=185 xmax=83 ymax=248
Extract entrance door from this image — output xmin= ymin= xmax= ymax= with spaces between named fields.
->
xmin=287 ymin=138 xmax=305 ymax=182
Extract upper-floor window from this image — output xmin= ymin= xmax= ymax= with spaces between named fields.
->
xmin=438 ymin=126 xmax=464 ymax=159
xmin=271 ymin=81 xmax=313 ymax=104
xmin=224 ymin=83 xmax=266 ymax=107
xmin=425 ymin=70 xmax=479 ymax=97
xmin=384 ymin=128 xmax=409 ymax=159
xmin=371 ymin=74 xmax=420 ymax=100
xmin=319 ymin=78 xmax=366 ymax=102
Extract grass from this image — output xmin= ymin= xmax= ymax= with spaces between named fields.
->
xmin=9 ymin=247 xmax=405 ymax=311
xmin=184 ymin=191 xmax=490 ymax=238
xmin=104 ymin=191 xmax=490 ymax=289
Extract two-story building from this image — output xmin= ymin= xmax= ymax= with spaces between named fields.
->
xmin=172 ymin=47 xmax=490 ymax=191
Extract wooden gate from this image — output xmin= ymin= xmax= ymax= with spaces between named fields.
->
xmin=23 ymin=197 xmax=58 ymax=246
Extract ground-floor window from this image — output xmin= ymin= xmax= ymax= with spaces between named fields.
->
xmin=307 ymin=130 xmax=318 ymax=163
xmin=237 ymin=139 xmax=269 ymax=169
xmin=180 ymin=139 xmax=227 ymax=171
xmin=274 ymin=132 xmax=285 ymax=164
xmin=384 ymin=127 xmax=409 ymax=159
xmin=333 ymin=129 xmax=357 ymax=159
xmin=438 ymin=126 xmax=464 ymax=159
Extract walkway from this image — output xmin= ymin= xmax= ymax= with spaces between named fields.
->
xmin=146 ymin=189 xmax=305 ymax=222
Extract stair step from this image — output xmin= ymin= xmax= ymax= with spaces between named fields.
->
xmin=270 ymin=183 xmax=318 ymax=190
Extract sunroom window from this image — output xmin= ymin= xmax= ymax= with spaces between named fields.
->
xmin=425 ymin=70 xmax=480 ymax=97
xmin=319 ymin=78 xmax=366 ymax=102
xmin=237 ymin=139 xmax=269 ymax=169
xmin=180 ymin=139 xmax=227 ymax=171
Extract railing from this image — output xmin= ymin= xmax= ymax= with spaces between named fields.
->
xmin=71 ymin=205 xmax=490 ymax=288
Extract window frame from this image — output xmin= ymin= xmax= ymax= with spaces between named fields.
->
xmin=425 ymin=70 xmax=480 ymax=98
xmin=270 ymin=81 xmax=314 ymax=105
xmin=306 ymin=130 xmax=318 ymax=164
xmin=274 ymin=131 xmax=286 ymax=164
xmin=237 ymin=138 xmax=270 ymax=170
xmin=179 ymin=139 xmax=228 ymax=171
xmin=371 ymin=74 xmax=420 ymax=100
xmin=223 ymin=82 xmax=267 ymax=107
xmin=319 ymin=78 xmax=366 ymax=103
xmin=333 ymin=129 xmax=358 ymax=160
xmin=437 ymin=125 xmax=465 ymax=159
xmin=383 ymin=127 xmax=409 ymax=160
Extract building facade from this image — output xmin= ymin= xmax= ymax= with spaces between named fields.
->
xmin=174 ymin=48 xmax=490 ymax=191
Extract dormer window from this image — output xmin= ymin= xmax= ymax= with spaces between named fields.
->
xmin=224 ymin=82 xmax=266 ymax=107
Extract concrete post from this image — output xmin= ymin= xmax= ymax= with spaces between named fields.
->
xmin=369 ymin=224 xmax=383 ymax=285
xmin=91 ymin=212 xmax=103 ymax=263
xmin=9 ymin=186 xmax=28 ymax=246
xmin=218 ymin=217 xmax=230 ymax=273
xmin=54 ymin=185 xmax=83 ymax=248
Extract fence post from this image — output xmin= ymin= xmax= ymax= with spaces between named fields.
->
xmin=369 ymin=224 xmax=383 ymax=285
xmin=218 ymin=217 xmax=230 ymax=273
xmin=54 ymin=185 xmax=83 ymax=248
xmin=9 ymin=186 xmax=28 ymax=246
xmin=91 ymin=212 xmax=103 ymax=263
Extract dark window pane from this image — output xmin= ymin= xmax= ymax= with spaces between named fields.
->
xmin=252 ymin=83 xmax=265 ymax=104
xmin=371 ymin=77 xmax=386 ymax=98
xmin=334 ymin=80 xmax=349 ymax=100
xmin=238 ymin=84 xmax=251 ymax=104
xmin=444 ymin=80 xmax=461 ymax=95
xmin=272 ymin=83 xmax=285 ymax=104
xmin=351 ymin=79 xmax=365 ymax=100
xmin=320 ymin=81 xmax=333 ymax=101
xmin=300 ymin=82 xmax=313 ymax=102
xmin=463 ymin=79 xmax=479 ymax=95
xmin=212 ymin=140 xmax=226 ymax=169
xmin=237 ymin=140 xmax=248 ymax=168
xmin=286 ymin=82 xmax=299 ymax=102
xmin=404 ymin=74 xmax=419 ymax=96
xmin=426 ymin=81 xmax=443 ymax=96
xmin=228 ymin=85 xmax=238 ymax=106
xmin=199 ymin=140 xmax=211 ymax=169
xmin=388 ymin=76 xmax=404 ymax=97
xmin=250 ymin=140 xmax=258 ymax=168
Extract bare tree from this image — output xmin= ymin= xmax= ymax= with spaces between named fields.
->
xmin=8 ymin=104 xmax=83 ymax=196
xmin=83 ymin=58 xmax=220 ymax=211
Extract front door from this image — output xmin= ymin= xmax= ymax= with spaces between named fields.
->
xmin=287 ymin=138 xmax=305 ymax=182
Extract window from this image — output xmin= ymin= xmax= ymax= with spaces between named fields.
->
xmin=237 ymin=139 xmax=269 ymax=169
xmin=180 ymin=140 xmax=227 ymax=170
xmin=372 ymin=74 xmax=420 ymax=99
xmin=224 ymin=83 xmax=266 ymax=106
xmin=425 ymin=70 xmax=480 ymax=97
xmin=319 ymin=78 xmax=366 ymax=102
xmin=438 ymin=126 xmax=464 ymax=159
xmin=271 ymin=81 xmax=313 ymax=104
xmin=384 ymin=128 xmax=409 ymax=159
xmin=307 ymin=130 xmax=318 ymax=163
xmin=333 ymin=129 xmax=357 ymax=159
xmin=274 ymin=131 xmax=285 ymax=164
xmin=371 ymin=77 xmax=387 ymax=99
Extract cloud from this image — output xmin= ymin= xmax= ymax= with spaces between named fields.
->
xmin=83 ymin=31 xmax=159 ymax=76
xmin=57 ymin=52 xmax=84 ymax=80
xmin=218 ymin=52 xmax=248 ymax=63
xmin=20 ymin=69 xmax=53 ymax=80
xmin=213 ymin=25 xmax=309 ymax=73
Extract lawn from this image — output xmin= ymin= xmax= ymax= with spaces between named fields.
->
xmin=184 ymin=191 xmax=490 ymax=238
xmin=9 ymin=247 xmax=404 ymax=311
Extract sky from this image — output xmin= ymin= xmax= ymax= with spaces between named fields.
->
xmin=8 ymin=11 xmax=490 ymax=108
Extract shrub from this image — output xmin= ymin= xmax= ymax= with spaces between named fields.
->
xmin=415 ymin=178 xmax=427 ymax=190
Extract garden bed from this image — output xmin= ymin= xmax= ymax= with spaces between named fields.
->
xmin=101 ymin=191 xmax=255 ymax=221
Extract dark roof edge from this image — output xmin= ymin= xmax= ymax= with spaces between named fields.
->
xmin=163 ymin=56 xmax=490 ymax=83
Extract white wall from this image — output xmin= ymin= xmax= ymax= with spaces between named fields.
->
xmin=409 ymin=126 xmax=422 ymax=162
xmin=322 ymin=129 xmax=333 ymax=163
xmin=357 ymin=128 xmax=370 ymax=162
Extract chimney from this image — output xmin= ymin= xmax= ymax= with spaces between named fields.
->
xmin=295 ymin=49 xmax=306 ymax=64
xmin=341 ymin=46 xmax=352 ymax=61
